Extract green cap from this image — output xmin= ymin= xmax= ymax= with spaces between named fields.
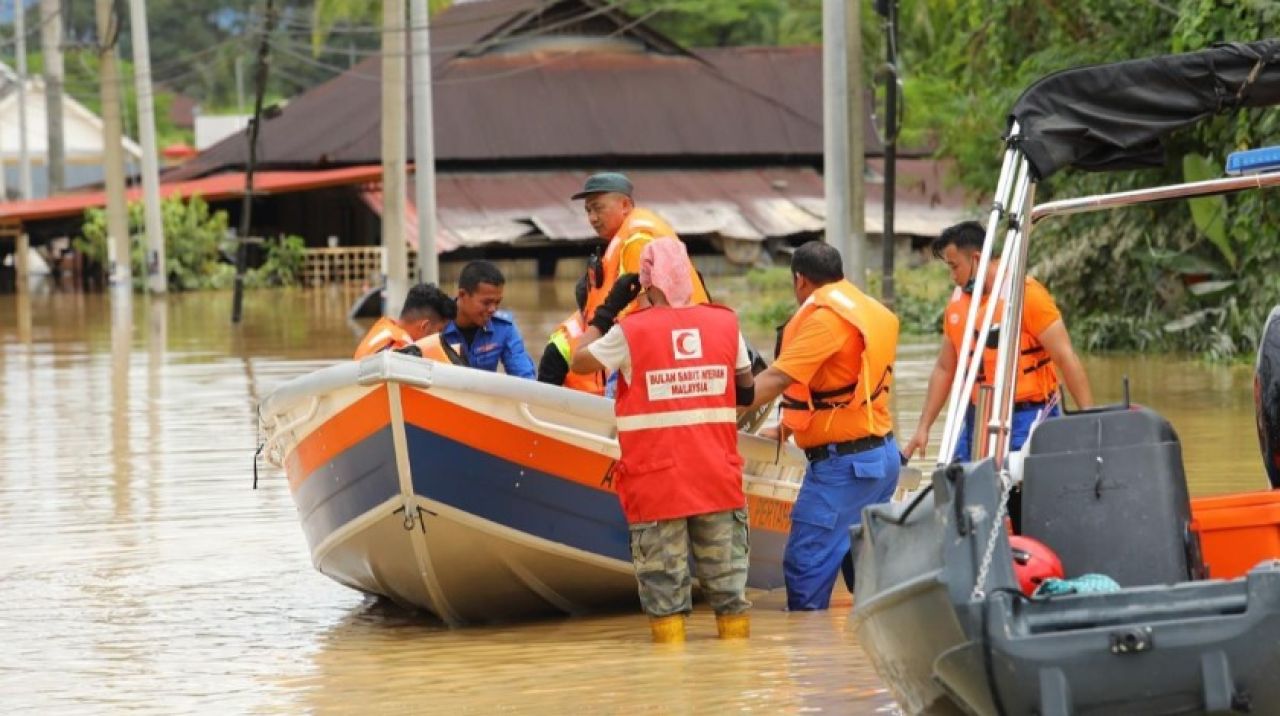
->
xmin=571 ymin=172 xmax=634 ymax=200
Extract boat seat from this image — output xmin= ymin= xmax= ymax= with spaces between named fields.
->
xmin=1021 ymin=405 xmax=1203 ymax=587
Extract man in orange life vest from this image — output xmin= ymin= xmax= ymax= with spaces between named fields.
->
xmin=902 ymin=221 xmax=1094 ymax=465
xmin=573 ymin=172 xmax=710 ymax=326
xmin=536 ymin=276 xmax=605 ymax=394
xmin=746 ymin=241 xmax=900 ymax=611
xmin=571 ymin=238 xmax=756 ymax=643
xmin=353 ymin=282 xmax=463 ymax=363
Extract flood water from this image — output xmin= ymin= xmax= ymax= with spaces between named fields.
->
xmin=0 ymin=279 xmax=1269 ymax=713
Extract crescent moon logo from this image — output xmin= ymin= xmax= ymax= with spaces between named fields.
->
xmin=677 ymin=333 xmax=696 ymax=354
xmin=672 ymin=329 xmax=703 ymax=360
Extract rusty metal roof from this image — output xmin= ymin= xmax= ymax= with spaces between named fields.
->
xmin=165 ymin=0 xmax=908 ymax=182
xmin=361 ymin=164 xmax=969 ymax=253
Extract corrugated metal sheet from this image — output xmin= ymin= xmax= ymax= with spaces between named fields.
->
xmin=166 ymin=0 xmax=901 ymax=182
xmin=359 ymin=165 xmax=969 ymax=254
xmin=0 ymin=165 xmax=386 ymax=223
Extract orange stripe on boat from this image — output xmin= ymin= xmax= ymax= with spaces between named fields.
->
xmin=400 ymin=387 xmax=615 ymax=491
xmin=285 ymin=387 xmax=392 ymax=491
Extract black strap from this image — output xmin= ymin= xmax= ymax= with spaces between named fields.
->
xmin=440 ymin=339 xmax=469 ymax=367
xmin=780 ymin=365 xmax=893 ymax=412
xmin=1021 ymin=355 xmax=1051 ymax=374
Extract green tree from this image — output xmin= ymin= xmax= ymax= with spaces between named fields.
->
xmin=77 ymin=195 xmax=234 ymax=291
xmin=895 ymin=1 xmax=1280 ymax=360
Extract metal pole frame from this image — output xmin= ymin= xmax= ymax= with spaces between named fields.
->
xmin=935 ymin=126 xmax=1025 ymax=465
xmin=983 ymin=181 xmax=1036 ymax=466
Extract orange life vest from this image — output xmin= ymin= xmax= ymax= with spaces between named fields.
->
xmin=549 ymin=312 xmax=606 ymax=395
xmin=412 ymin=332 xmax=463 ymax=364
xmin=583 ymin=207 xmax=709 ymax=323
xmin=354 ymin=317 xmax=412 ymax=359
xmin=944 ymin=281 xmax=1059 ymax=404
xmin=778 ymin=280 xmax=899 ymax=438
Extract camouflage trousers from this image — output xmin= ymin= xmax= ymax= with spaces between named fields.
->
xmin=627 ymin=508 xmax=751 ymax=617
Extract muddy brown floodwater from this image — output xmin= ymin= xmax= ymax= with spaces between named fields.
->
xmin=0 ymin=279 xmax=1267 ymax=713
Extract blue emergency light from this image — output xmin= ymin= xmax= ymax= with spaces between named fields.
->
xmin=1225 ymin=146 xmax=1280 ymax=175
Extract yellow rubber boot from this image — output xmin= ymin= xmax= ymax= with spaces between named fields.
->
xmin=649 ymin=615 xmax=686 ymax=643
xmin=716 ymin=613 xmax=750 ymax=639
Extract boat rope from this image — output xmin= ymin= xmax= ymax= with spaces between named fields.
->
xmin=971 ymin=466 xmax=1015 ymax=602
xmin=252 ymin=443 xmax=264 ymax=490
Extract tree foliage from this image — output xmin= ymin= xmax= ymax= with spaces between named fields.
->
xmin=892 ymin=1 xmax=1280 ymax=360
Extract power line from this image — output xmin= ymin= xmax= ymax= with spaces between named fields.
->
xmin=267 ymin=0 xmax=641 ymax=60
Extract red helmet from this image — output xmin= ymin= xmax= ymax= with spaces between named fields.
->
xmin=1009 ymin=535 xmax=1064 ymax=596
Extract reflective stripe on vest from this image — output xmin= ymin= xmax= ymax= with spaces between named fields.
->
xmin=613 ymin=304 xmax=744 ymax=523
xmin=778 ymin=280 xmax=899 ymax=436
xmin=550 ymin=312 xmax=606 ymax=395
xmin=616 ymin=407 xmax=737 ymax=432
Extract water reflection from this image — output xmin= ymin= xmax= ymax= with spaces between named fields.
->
xmin=0 ymin=281 xmax=1270 ymax=713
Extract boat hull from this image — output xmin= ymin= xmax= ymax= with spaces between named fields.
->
xmin=263 ymin=354 xmax=806 ymax=624
xmin=853 ymin=458 xmax=1280 ymax=715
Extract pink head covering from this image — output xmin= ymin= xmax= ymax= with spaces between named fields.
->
xmin=639 ymin=237 xmax=694 ymax=307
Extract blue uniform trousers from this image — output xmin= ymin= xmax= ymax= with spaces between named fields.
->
xmin=784 ymin=437 xmax=900 ymax=611
xmin=952 ymin=402 xmax=1061 ymax=462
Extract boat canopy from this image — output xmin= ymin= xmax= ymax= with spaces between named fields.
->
xmin=1010 ymin=39 xmax=1280 ymax=180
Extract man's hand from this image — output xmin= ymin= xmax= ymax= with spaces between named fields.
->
xmin=589 ymin=273 xmax=642 ymax=333
xmin=903 ymin=426 xmax=930 ymax=461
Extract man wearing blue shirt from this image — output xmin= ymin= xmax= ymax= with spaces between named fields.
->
xmin=439 ymin=260 xmax=536 ymax=378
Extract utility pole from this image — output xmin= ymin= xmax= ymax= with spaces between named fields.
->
xmin=875 ymin=0 xmax=900 ymax=307
xmin=234 ymin=56 xmax=245 ymax=114
xmin=14 ymin=0 xmax=32 ymax=199
xmin=129 ymin=0 xmax=165 ymax=293
xmin=231 ymin=0 xmax=276 ymax=324
xmin=822 ymin=0 xmax=866 ymax=289
xmin=40 ymin=0 xmax=65 ymax=194
xmin=381 ymin=0 xmax=409 ymax=315
xmin=410 ymin=0 xmax=438 ymax=285
xmin=96 ymin=0 xmax=131 ymax=290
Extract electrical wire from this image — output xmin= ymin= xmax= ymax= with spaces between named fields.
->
xmin=266 ymin=0 xmax=648 ymax=60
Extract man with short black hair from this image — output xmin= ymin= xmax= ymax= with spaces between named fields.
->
xmin=746 ymin=240 xmax=901 ymax=611
xmin=903 ymin=220 xmax=1093 ymax=464
xmin=439 ymin=260 xmax=536 ymax=378
xmin=354 ymin=282 xmax=457 ymax=360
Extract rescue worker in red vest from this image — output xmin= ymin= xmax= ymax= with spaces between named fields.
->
xmin=570 ymin=238 xmax=756 ymax=643
xmin=536 ymin=276 xmax=605 ymax=394
xmin=746 ymin=241 xmax=900 ymax=611
xmin=902 ymin=221 xmax=1094 ymax=465
xmin=573 ymin=172 xmax=711 ymax=327
xmin=353 ymin=283 xmax=464 ymax=364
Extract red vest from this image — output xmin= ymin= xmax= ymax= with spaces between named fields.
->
xmin=614 ymin=304 xmax=745 ymax=523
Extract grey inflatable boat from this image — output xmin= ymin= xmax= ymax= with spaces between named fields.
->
xmin=851 ymin=41 xmax=1280 ymax=715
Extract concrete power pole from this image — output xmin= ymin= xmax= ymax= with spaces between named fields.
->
xmin=821 ymin=0 xmax=866 ymax=289
xmin=381 ymin=0 xmax=409 ymax=315
xmin=128 ymin=0 xmax=166 ymax=294
xmin=410 ymin=0 xmax=438 ymax=285
xmin=14 ymin=0 xmax=31 ymax=199
xmin=96 ymin=0 xmax=131 ymax=290
xmin=40 ymin=0 xmax=65 ymax=194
